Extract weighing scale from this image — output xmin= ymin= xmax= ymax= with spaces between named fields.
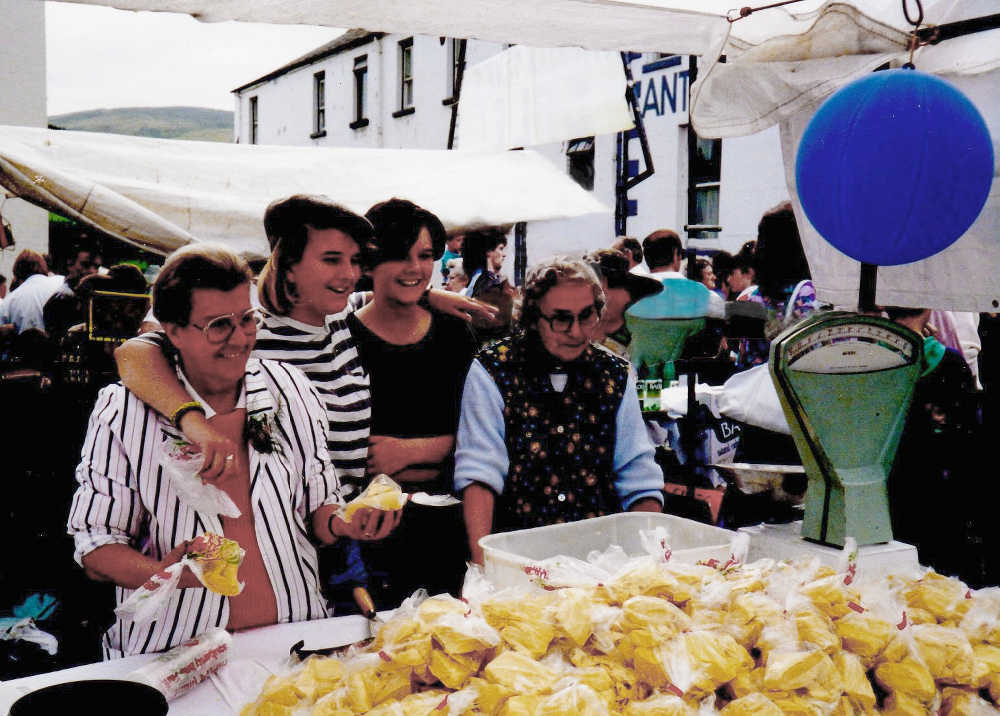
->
xmin=769 ymin=311 xmax=924 ymax=547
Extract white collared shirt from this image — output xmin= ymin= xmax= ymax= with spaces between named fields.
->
xmin=68 ymin=357 xmax=343 ymax=658
xmin=0 ymin=273 xmax=66 ymax=333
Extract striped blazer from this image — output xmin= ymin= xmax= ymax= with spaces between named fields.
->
xmin=67 ymin=357 xmax=344 ymax=658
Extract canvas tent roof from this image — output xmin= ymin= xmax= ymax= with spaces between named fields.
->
xmin=0 ymin=125 xmax=607 ymax=259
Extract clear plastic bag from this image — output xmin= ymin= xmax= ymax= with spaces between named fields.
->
xmin=116 ymin=533 xmax=245 ymax=625
xmin=162 ymin=436 xmax=241 ymax=518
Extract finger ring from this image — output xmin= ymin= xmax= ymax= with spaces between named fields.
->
xmin=224 ymin=454 xmax=235 ymax=464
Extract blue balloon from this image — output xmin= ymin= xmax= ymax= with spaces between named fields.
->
xmin=796 ymin=69 xmax=993 ymax=266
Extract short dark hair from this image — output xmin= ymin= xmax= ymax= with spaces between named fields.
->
xmin=461 ymin=227 xmax=508 ymax=277
xmin=642 ymin=229 xmax=682 ymax=271
xmin=753 ymin=201 xmax=810 ymax=303
xmin=363 ymin=198 xmax=447 ymax=271
xmin=153 ymin=243 xmax=252 ymax=326
xmin=258 ymin=194 xmax=374 ymax=316
xmin=611 ymin=236 xmax=642 ymax=265
xmin=0 ymin=274 xmax=6 ymax=286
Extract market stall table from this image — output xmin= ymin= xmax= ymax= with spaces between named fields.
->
xmin=0 ymin=614 xmax=373 ymax=715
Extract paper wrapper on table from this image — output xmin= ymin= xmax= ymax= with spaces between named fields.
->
xmin=129 ymin=627 xmax=231 ymax=701
xmin=162 ymin=435 xmax=241 ymax=518
xmin=116 ymin=533 xmax=245 ymax=625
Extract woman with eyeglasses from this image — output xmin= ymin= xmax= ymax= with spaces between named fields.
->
xmin=454 ymin=256 xmax=665 ymax=565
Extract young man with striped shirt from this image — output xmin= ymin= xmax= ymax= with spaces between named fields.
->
xmin=68 ymin=244 xmax=400 ymax=658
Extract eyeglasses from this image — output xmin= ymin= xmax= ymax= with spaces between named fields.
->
xmin=190 ymin=308 xmax=263 ymax=344
xmin=538 ymin=304 xmax=601 ymax=334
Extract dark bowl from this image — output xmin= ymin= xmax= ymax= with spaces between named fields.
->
xmin=9 ymin=679 xmax=168 ymax=716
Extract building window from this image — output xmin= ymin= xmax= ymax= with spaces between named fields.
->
xmin=687 ymin=131 xmax=721 ymax=238
xmin=396 ymin=37 xmax=414 ymax=115
xmin=446 ymin=38 xmax=462 ymax=101
xmin=312 ymin=71 xmax=326 ymax=137
xmin=350 ymin=55 xmax=369 ymax=129
xmin=249 ymin=96 xmax=258 ymax=145
xmin=567 ymin=136 xmax=595 ymax=191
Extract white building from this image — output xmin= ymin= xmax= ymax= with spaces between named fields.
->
xmin=232 ymin=30 xmax=790 ymax=275
xmin=0 ymin=0 xmax=48 ymax=281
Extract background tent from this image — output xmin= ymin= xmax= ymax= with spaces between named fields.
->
xmin=0 ymin=125 xmax=607 ymax=259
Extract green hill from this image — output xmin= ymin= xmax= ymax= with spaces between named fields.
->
xmin=49 ymin=106 xmax=233 ymax=142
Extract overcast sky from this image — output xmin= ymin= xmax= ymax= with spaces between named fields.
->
xmin=46 ymin=1 xmax=341 ymax=116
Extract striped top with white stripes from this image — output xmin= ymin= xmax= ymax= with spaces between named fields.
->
xmin=67 ymin=357 xmax=343 ymax=658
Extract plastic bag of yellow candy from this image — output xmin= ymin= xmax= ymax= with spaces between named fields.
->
xmin=341 ymin=475 xmax=408 ymax=522
xmin=910 ymin=623 xmax=977 ymax=686
xmin=116 ymin=532 xmax=245 ymax=625
xmin=536 ymin=682 xmax=610 ymax=716
xmin=622 ymin=693 xmax=695 ymax=715
xmin=719 ymin=692 xmax=783 ymax=715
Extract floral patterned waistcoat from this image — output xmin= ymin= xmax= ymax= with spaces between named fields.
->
xmin=477 ymin=334 xmax=629 ymax=531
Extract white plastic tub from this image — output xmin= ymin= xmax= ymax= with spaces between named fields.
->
xmin=480 ymin=513 xmax=736 ymax=590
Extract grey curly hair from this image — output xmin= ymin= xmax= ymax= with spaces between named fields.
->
xmin=516 ymin=255 xmax=605 ymax=330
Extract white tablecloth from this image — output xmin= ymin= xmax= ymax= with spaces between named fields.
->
xmin=0 ymin=615 xmax=373 ymax=714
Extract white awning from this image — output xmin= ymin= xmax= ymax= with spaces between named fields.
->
xmin=0 ymin=125 xmax=608 ymax=259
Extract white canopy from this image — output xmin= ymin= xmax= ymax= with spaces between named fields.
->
xmin=0 ymin=125 xmax=607 ymax=259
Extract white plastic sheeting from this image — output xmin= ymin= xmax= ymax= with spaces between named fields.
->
xmin=457 ymin=46 xmax=634 ymax=151
xmin=693 ymin=0 xmax=1000 ymax=138
xmin=47 ymin=0 xmax=731 ymax=56
xmin=0 ymin=126 xmax=608 ymax=259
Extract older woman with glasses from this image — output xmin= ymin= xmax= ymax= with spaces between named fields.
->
xmin=454 ymin=256 xmax=665 ymax=565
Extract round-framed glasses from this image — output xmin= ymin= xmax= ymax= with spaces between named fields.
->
xmin=538 ymin=304 xmax=601 ymax=334
xmin=190 ymin=308 xmax=263 ymax=344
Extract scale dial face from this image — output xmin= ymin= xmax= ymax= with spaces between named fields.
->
xmin=785 ymin=322 xmax=916 ymax=374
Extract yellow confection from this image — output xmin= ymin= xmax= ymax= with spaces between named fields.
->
xmin=633 ymin=646 xmax=672 ymax=691
xmin=725 ymin=667 xmax=764 ymax=699
xmin=498 ymin=693 xmax=545 ymax=716
xmin=756 ymin=622 xmax=801 ymax=662
xmin=911 ymin=623 xmax=977 ymax=685
xmin=293 ymin=670 xmax=319 ymax=703
xmin=310 ymin=701 xmax=352 ymax=716
xmin=719 ymin=693 xmax=783 ymax=716
xmin=259 ymin=677 xmax=300 ymax=707
xmin=573 ymin=666 xmax=615 ymax=695
xmin=429 ymin=648 xmax=477 ymax=690
xmin=835 ymin=612 xmax=892 ymax=664
xmin=762 ymin=649 xmax=833 ymax=691
xmin=792 ymin=608 xmax=840 ymax=654
xmin=555 ymin=588 xmax=598 ymax=646
xmin=906 ymin=607 xmax=937 ymax=625
xmin=972 ymin=643 xmax=1000 ymax=686
xmin=189 ymin=533 xmax=245 ymax=596
xmin=685 ymin=630 xmax=754 ymax=691
xmin=417 ymin=594 xmax=468 ymax=624
xmin=432 ymin=618 xmax=498 ymax=655
xmin=386 ymin=689 xmax=451 ymax=715
xmin=623 ymin=595 xmax=693 ymax=636
xmin=200 ymin=559 xmax=242 ymax=597
xmin=467 ymin=676 xmax=515 ymax=715
xmin=341 ymin=477 xmax=407 ymax=522
xmin=344 ymin=663 xmax=412 ymax=713
xmin=537 ymin=683 xmax=609 ymax=716
xmin=873 ymin=658 xmax=937 ymax=703
xmin=482 ymin=595 xmax=550 ymax=630
xmin=877 ymin=633 xmax=910 ymax=665
xmin=483 ymin=649 xmax=556 ymax=692
xmin=607 ymin=562 xmax=694 ymax=605
xmin=253 ymin=704 xmax=293 ymax=716
xmin=903 ymin=573 xmax=971 ymax=621
xmin=881 ymin=691 xmax=927 ymax=716
xmin=939 ymin=686 xmax=995 ymax=716
xmin=307 ymin=657 xmax=346 ymax=684
xmin=374 ymin=616 xmax=423 ymax=651
xmin=387 ymin=633 xmax=433 ymax=668
xmin=622 ymin=693 xmax=693 ymax=715
xmin=766 ymin=692 xmax=826 ymax=715
xmin=833 ymin=652 xmax=876 ymax=710
xmin=800 ymin=575 xmax=856 ymax=619
xmin=500 ymin=619 xmax=555 ymax=659
xmin=831 ymin=695 xmax=857 ymax=716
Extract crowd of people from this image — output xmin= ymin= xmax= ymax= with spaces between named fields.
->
xmin=0 ymin=193 xmax=994 ymax=668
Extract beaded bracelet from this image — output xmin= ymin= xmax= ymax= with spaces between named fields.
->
xmin=170 ymin=400 xmax=205 ymax=429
